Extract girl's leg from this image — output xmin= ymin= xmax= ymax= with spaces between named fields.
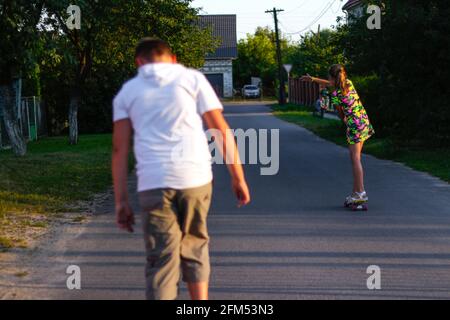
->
xmin=349 ymin=142 xmax=365 ymax=193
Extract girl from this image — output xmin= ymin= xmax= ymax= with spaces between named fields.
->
xmin=302 ymin=65 xmax=375 ymax=209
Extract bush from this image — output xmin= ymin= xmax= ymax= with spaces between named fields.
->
xmin=339 ymin=0 xmax=450 ymax=147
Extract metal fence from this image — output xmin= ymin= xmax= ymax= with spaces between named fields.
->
xmin=0 ymin=96 xmax=47 ymax=149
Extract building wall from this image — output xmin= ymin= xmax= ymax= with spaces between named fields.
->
xmin=200 ymin=59 xmax=234 ymax=98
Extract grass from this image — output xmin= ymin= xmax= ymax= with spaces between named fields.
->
xmin=0 ymin=134 xmax=131 ymax=249
xmin=272 ymin=104 xmax=450 ymax=183
xmin=0 ymin=236 xmax=14 ymax=250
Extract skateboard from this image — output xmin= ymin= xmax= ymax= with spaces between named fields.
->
xmin=345 ymin=200 xmax=368 ymax=211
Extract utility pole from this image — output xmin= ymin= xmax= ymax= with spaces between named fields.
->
xmin=265 ymin=7 xmax=286 ymax=105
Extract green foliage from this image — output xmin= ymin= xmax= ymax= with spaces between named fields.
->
xmin=38 ymin=0 xmax=217 ymax=135
xmin=336 ymin=0 xmax=450 ymax=146
xmin=234 ymin=26 xmax=345 ymax=97
xmin=233 ymin=27 xmax=290 ymax=95
xmin=287 ymin=29 xmax=346 ymax=79
xmin=0 ymin=1 xmax=44 ymax=83
xmin=270 ymin=0 xmax=450 ymax=147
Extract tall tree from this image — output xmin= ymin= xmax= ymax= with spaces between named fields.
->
xmin=287 ymin=29 xmax=345 ymax=79
xmin=44 ymin=1 xmax=119 ymax=145
xmin=44 ymin=0 xmax=216 ymax=144
xmin=0 ymin=1 xmax=44 ymax=156
xmin=336 ymin=0 xmax=450 ymax=144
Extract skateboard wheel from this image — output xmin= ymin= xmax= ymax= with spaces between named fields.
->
xmin=351 ymin=204 xmax=368 ymax=211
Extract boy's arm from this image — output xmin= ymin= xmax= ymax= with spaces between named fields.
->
xmin=112 ymin=119 xmax=135 ymax=232
xmin=202 ymin=109 xmax=251 ymax=207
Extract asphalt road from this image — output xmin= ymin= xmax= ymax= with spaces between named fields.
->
xmin=4 ymin=103 xmax=450 ymax=300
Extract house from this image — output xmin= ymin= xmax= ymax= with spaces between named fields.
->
xmin=198 ymin=15 xmax=237 ymax=98
xmin=342 ymin=0 xmax=365 ymax=22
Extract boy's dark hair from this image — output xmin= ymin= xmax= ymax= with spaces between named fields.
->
xmin=135 ymin=38 xmax=173 ymax=61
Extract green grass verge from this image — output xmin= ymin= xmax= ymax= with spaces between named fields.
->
xmin=272 ymin=104 xmax=450 ymax=183
xmin=0 ymin=236 xmax=14 ymax=250
xmin=0 ymin=134 xmax=132 ymax=249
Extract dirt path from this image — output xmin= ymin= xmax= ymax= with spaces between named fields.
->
xmin=0 ymin=189 xmax=113 ymax=299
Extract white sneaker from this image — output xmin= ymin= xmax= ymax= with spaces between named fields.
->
xmin=345 ymin=191 xmax=368 ymax=205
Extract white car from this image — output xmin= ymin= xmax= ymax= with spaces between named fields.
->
xmin=242 ymin=85 xmax=261 ymax=99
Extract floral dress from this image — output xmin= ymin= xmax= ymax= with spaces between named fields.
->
xmin=331 ymin=80 xmax=375 ymax=145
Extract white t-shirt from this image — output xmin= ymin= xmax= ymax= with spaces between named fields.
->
xmin=113 ymin=63 xmax=223 ymax=192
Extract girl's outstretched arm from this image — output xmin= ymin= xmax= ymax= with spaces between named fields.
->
xmin=300 ymin=74 xmax=331 ymax=86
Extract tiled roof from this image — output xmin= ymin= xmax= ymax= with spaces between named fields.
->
xmin=343 ymin=0 xmax=363 ymax=11
xmin=198 ymin=15 xmax=238 ymax=59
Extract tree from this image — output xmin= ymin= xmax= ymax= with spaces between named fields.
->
xmin=336 ymin=0 xmax=450 ymax=145
xmin=44 ymin=0 xmax=216 ymax=144
xmin=287 ymin=29 xmax=345 ymax=79
xmin=0 ymin=1 xmax=45 ymax=156
xmin=234 ymin=27 xmax=290 ymax=95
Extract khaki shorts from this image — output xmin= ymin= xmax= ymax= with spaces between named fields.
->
xmin=138 ymin=183 xmax=213 ymax=300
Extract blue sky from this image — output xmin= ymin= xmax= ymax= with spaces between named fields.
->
xmin=192 ymin=0 xmax=347 ymax=41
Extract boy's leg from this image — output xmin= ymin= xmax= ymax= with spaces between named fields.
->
xmin=139 ymin=189 xmax=182 ymax=300
xmin=187 ymin=282 xmax=209 ymax=300
xmin=176 ymin=183 xmax=213 ymax=300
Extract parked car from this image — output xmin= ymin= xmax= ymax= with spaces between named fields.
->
xmin=242 ymin=85 xmax=261 ymax=99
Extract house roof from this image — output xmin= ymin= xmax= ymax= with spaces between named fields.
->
xmin=342 ymin=0 xmax=363 ymax=11
xmin=198 ymin=15 xmax=238 ymax=59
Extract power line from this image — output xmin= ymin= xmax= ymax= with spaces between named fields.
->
xmin=289 ymin=0 xmax=337 ymax=35
xmin=280 ymin=0 xmax=311 ymax=15
xmin=331 ymin=0 xmax=344 ymax=14
xmin=284 ymin=0 xmax=338 ymax=35
xmin=285 ymin=0 xmax=335 ymax=34
xmin=278 ymin=20 xmax=297 ymax=34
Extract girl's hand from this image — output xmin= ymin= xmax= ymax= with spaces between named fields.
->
xmin=300 ymin=74 xmax=313 ymax=82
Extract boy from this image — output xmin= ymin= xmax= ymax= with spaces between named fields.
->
xmin=112 ymin=38 xmax=251 ymax=300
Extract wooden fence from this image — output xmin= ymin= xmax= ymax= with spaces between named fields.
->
xmin=289 ymin=77 xmax=322 ymax=107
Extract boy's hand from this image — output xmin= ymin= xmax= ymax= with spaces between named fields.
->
xmin=232 ymin=178 xmax=251 ymax=208
xmin=115 ymin=201 xmax=135 ymax=233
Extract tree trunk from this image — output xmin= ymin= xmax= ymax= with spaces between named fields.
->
xmin=66 ymin=45 xmax=91 ymax=145
xmin=68 ymin=90 xmax=80 ymax=145
xmin=0 ymin=83 xmax=27 ymax=156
